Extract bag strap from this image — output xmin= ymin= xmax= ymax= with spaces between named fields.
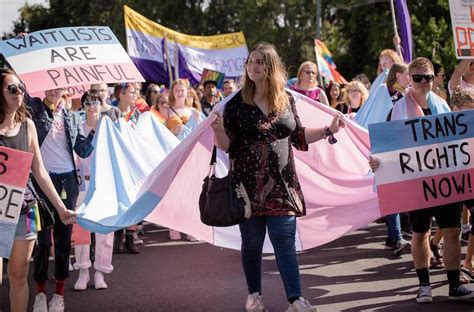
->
xmin=210 ymin=145 xmax=217 ymax=165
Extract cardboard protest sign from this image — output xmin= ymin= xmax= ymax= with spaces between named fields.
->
xmin=448 ymin=0 xmax=474 ymax=59
xmin=0 ymin=27 xmax=144 ymax=93
xmin=0 ymin=147 xmax=34 ymax=258
xmin=369 ymin=110 xmax=474 ymax=216
xmin=200 ymin=68 xmax=225 ymax=89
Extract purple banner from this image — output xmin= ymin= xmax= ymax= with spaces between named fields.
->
xmin=395 ymin=0 xmax=413 ymax=63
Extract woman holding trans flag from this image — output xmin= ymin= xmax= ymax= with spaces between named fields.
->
xmin=1 ymin=68 xmax=76 ymax=312
xmin=290 ymin=61 xmax=329 ymax=105
xmin=211 ymin=42 xmax=345 ymax=312
xmin=166 ymin=79 xmax=204 ymax=241
xmin=370 ymin=57 xmax=474 ymax=304
xmin=73 ymin=91 xmax=115 ymax=291
xmin=114 ymin=83 xmax=141 ymax=125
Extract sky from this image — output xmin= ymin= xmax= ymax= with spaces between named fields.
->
xmin=0 ymin=0 xmax=48 ymax=36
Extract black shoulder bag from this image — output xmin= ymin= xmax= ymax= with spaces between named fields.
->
xmin=199 ymin=146 xmax=251 ymax=227
xmin=27 ymin=181 xmax=55 ymax=229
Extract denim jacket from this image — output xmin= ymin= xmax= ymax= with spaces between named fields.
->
xmin=25 ymin=95 xmax=94 ymax=178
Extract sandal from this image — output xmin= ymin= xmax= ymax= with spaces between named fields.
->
xmin=461 ymin=266 xmax=474 ymax=279
xmin=430 ymin=256 xmax=445 ymax=269
xmin=460 ymin=271 xmax=472 ymax=284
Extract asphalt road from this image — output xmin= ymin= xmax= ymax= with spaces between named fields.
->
xmin=1 ymin=223 xmax=473 ymax=311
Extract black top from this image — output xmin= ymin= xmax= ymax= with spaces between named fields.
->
xmin=335 ymin=103 xmax=360 ymax=114
xmin=0 ymin=121 xmax=33 ymax=214
xmin=223 ymin=91 xmax=308 ymax=217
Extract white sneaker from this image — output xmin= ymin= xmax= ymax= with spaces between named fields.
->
xmin=94 ymin=271 xmax=108 ymax=290
xmin=286 ymin=297 xmax=318 ymax=312
xmin=169 ymin=229 xmax=181 ymax=240
xmin=48 ymin=294 xmax=65 ymax=312
xmin=32 ymin=292 xmax=48 ymax=312
xmin=245 ymin=292 xmax=266 ymax=312
xmin=74 ymin=268 xmax=90 ymax=291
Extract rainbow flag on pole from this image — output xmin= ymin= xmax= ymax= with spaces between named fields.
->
xmin=315 ymin=39 xmax=347 ymax=85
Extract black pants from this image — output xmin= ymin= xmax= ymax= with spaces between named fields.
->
xmin=33 ymin=171 xmax=79 ymax=282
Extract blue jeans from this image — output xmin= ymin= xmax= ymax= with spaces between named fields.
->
xmin=239 ymin=216 xmax=301 ymax=300
xmin=385 ymin=213 xmax=402 ymax=242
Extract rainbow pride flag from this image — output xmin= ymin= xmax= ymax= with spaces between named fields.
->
xmin=315 ymin=39 xmax=347 ymax=85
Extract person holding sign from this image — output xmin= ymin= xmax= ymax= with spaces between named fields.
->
xmin=451 ymin=87 xmax=474 ymax=280
xmin=25 ymin=82 xmax=95 ymax=312
xmin=448 ymin=60 xmax=474 ymax=96
xmin=1 ymin=68 xmax=76 ymax=312
xmin=211 ymin=42 xmax=345 ymax=312
xmin=369 ymin=57 xmax=474 ymax=304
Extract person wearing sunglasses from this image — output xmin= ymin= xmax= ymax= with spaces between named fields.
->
xmin=0 ymin=68 xmax=76 ymax=312
xmin=23 ymin=81 xmax=95 ymax=312
xmin=370 ymin=57 xmax=474 ymax=304
xmin=290 ymin=61 xmax=329 ymax=106
xmin=90 ymin=83 xmax=121 ymax=122
xmin=73 ymin=91 xmax=115 ymax=292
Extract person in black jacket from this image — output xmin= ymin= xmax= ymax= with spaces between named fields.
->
xmin=26 ymin=86 xmax=95 ymax=312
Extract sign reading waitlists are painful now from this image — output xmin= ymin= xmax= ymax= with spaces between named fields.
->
xmin=0 ymin=27 xmax=144 ymax=93
xmin=369 ymin=110 xmax=474 ymax=216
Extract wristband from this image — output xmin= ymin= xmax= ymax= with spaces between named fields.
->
xmin=324 ymin=126 xmax=337 ymax=144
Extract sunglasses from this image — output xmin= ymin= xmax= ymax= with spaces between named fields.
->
xmin=84 ymin=100 xmax=100 ymax=107
xmin=5 ymin=83 xmax=26 ymax=95
xmin=412 ymin=74 xmax=434 ymax=83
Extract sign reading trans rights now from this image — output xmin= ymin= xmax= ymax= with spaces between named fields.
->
xmin=0 ymin=26 xmax=144 ymax=93
xmin=369 ymin=110 xmax=474 ymax=216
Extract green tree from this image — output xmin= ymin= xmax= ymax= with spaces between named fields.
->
xmin=3 ymin=0 xmax=457 ymax=82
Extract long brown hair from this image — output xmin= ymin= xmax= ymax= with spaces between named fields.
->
xmin=386 ymin=63 xmax=408 ymax=89
xmin=0 ymin=68 xmax=29 ymax=124
xmin=241 ymin=42 xmax=289 ymax=113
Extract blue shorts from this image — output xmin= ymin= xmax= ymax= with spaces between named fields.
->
xmin=14 ymin=213 xmax=37 ymax=241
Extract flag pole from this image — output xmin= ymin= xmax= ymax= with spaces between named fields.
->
xmin=174 ymin=35 xmax=179 ymax=81
xmin=390 ymin=0 xmax=402 ymax=56
xmin=315 ymin=0 xmax=325 ymax=89
xmin=164 ymin=37 xmax=173 ymax=86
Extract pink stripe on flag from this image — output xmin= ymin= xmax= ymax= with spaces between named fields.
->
xmin=0 ymin=147 xmax=33 ymax=188
xmin=377 ymin=168 xmax=474 ymax=216
xmin=19 ymin=63 xmax=143 ymax=93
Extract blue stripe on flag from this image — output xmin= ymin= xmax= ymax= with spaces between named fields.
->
xmin=369 ymin=110 xmax=474 ymax=154
xmin=77 ymin=191 xmax=162 ymax=234
xmin=0 ymin=27 xmax=120 ymax=57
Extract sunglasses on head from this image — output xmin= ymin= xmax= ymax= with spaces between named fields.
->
xmin=412 ymin=74 xmax=434 ymax=83
xmin=5 ymin=83 xmax=26 ymax=95
xmin=84 ymin=100 xmax=100 ymax=107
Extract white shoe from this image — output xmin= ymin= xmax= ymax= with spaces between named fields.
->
xmin=286 ymin=297 xmax=318 ymax=312
xmin=94 ymin=271 xmax=108 ymax=289
xmin=74 ymin=268 xmax=90 ymax=291
xmin=169 ymin=229 xmax=181 ymax=240
xmin=32 ymin=292 xmax=48 ymax=312
xmin=48 ymin=294 xmax=65 ymax=312
xmin=245 ymin=292 xmax=266 ymax=312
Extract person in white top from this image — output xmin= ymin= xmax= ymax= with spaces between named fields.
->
xmin=73 ymin=91 xmax=115 ymax=291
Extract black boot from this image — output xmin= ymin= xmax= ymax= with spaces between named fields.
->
xmin=125 ymin=231 xmax=140 ymax=254
xmin=113 ymin=230 xmax=125 ymax=254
